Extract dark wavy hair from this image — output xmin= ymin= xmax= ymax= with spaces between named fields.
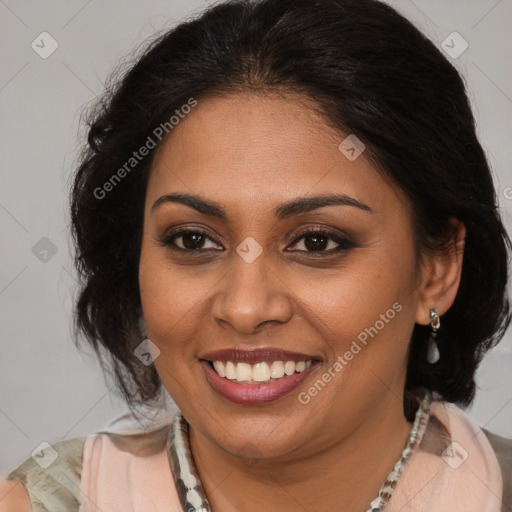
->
xmin=69 ymin=0 xmax=512 ymax=418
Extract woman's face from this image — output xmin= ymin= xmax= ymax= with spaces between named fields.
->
xmin=139 ymin=92 xmax=430 ymax=461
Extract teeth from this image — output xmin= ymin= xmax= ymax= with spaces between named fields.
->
xmin=296 ymin=361 xmax=306 ymax=372
xmin=270 ymin=361 xmax=285 ymax=378
xmin=213 ymin=361 xmax=226 ymax=377
xmin=253 ymin=362 xmax=271 ymax=382
xmin=236 ymin=363 xmax=252 ymax=382
xmin=211 ymin=360 xmax=314 ymax=383
xmin=284 ymin=361 xmax=295 ymax=375
xmin=225 ymin=361 xmax=237 ymax=380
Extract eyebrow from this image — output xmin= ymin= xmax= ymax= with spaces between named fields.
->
xmin=150 ymin=192 xmax=373 ymax=221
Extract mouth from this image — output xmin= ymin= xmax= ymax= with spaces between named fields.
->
xmin=206 ymin=359 xmax=314 ymax=382
xmin=199 ymin=347 xmax=322 ymax=405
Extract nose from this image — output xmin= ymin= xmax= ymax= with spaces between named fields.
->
xmin=211 ymin=250 xmax=293 ymax=335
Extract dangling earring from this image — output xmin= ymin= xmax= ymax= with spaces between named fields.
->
xmin=426 ymin=308 xmax=440 ymax=364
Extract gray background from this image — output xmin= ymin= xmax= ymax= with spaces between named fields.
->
xmin=1 ymin=0 xmax=511 ymax=476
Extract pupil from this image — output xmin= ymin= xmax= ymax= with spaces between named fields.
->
xmin=305 ymin=234 xmax=327 ymax=251
xmin=183 ymin=233 xmax=204 ymax=249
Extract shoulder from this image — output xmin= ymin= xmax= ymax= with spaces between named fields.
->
xmin=482 ymin=427 xmax=512 ymax=462
xmin=425 ymin=400 xmax=512 ymax=511
xmin=1 ymin=436 xmax=87 ymax=512
xmin=0 ymin=478 xmax=31 ymax=512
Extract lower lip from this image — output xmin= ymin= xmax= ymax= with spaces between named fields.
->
xmin=200 ymin=360 xmax=320 ymax=405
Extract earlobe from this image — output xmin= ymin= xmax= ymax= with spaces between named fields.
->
xmin=414 ymin=218 xmax=466 ymax=326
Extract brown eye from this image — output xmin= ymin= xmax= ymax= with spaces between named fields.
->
xmin=159 ymin=229 xmax=223 ymax=251
xmin=287 ymin=229 xmax=356 ymax=254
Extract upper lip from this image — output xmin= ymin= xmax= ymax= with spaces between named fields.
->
xmin=199 ymin=347 xmax=321 ymax=364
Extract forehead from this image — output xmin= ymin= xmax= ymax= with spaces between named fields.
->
xmin=146 ymin=92 xmax=405 ymax=219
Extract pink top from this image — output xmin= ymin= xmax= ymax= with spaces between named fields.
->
xmin=77 ymin=401 xmax=504 ymax=512
xmin=78 ymin=423 xmax=182 ymax=511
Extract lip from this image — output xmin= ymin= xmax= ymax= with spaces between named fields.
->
xmin=199 ymin=347 xmax=321 ymax=364
xmin=200 ymin=359 xmax=321 ymax=405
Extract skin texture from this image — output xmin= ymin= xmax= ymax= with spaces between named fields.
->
xmin=138 ymin=92 xmax=465 ymax=512
xmin=0 ymin=479 xmax=31 ymax=512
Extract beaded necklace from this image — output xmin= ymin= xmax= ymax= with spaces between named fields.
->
xmin=167 ymin=388 xmax=432 ymax=512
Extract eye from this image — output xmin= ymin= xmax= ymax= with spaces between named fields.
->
xmin=287 ymin=228 xmax=355 ymax=255
xmin=157 ymin=227 xmax=356 ymax=255
xmin=158 ymin=229 xmax=223 ymax=251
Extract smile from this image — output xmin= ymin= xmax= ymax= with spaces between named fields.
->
xmin=199 ymin=347 xmax=321 ymax=404
xmin=211 ymin=360 xmax=313 ymax=383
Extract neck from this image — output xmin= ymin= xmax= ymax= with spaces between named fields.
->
xmin=188 ymin=389 xmax=414 ymax=512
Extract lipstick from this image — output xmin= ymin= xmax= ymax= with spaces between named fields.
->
xmin=198 ymin=347 xmax=321 ymax=405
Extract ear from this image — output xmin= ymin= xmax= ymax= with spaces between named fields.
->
xmin=415 ymin=218 xmax=466 ymax=326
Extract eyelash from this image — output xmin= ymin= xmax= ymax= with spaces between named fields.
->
xmin=157 ymin=227 xmax=356 ymax=256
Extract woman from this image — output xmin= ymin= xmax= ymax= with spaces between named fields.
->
xmin=1 ymin=0 xmax=511 ymax=510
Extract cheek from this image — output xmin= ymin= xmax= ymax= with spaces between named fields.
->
xmin=138 ymin=241 xmax=218 ymax=348
xmin=138 ymin=240 xmax=190 ymax=340
xmin=310 ymin=244 xmax=416 ymax=364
